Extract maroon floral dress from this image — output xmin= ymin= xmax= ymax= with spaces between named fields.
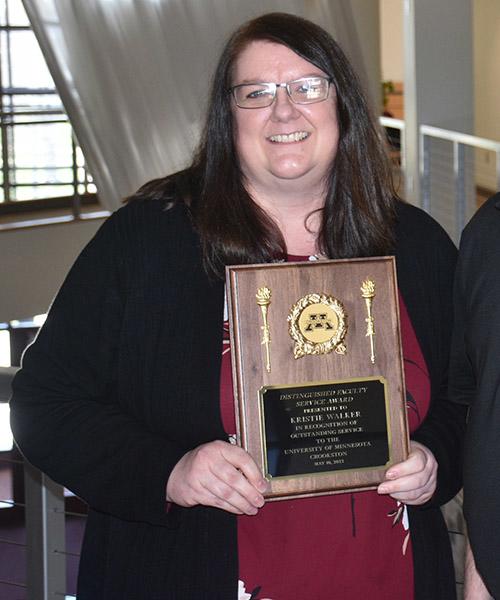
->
xmin=220 ymin=257 xmax=430 ymax=600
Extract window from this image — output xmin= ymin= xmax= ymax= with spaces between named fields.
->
xmin=0 ymin=0 xmax=96 ymax=214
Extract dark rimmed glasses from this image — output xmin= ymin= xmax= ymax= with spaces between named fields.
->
xmin=230 ymin=76 xmax=333 ymax=109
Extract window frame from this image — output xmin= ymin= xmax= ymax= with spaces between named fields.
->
xmin=0 ymin=3 xmax=97 ymax=217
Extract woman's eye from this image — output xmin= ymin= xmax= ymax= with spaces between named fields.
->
xmin=247 ymin=88 xmax=271 ymax=99
xmin=297 ymin=82 xmax=320 ymax=95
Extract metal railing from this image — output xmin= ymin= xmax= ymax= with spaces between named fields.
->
xmin=420 ymin=125 xmax=500 ymax=240
xmin=379 ymin=117 xmax=500 ymax=241
xmin=380 ymin=115 xmax=406 ymax=175
xmin=0 ymin=366 xmax=78 ymax=600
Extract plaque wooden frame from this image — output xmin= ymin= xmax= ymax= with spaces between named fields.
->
xmin=226 ymin=256 xmax=409 ymax=501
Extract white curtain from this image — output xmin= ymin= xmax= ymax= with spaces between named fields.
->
xmin=23 ymin=0 xmax=376 ymax=210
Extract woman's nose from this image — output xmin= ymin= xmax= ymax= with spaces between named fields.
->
xmin=270 ymin=87 xmax=300 ymax=122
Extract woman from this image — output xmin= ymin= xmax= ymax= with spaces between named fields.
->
xmin=10 ymin=12 xmax=465 ymax=600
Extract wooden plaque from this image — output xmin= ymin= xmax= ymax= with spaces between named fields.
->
xmin=226 ymin=257 xmax=409 ymax=501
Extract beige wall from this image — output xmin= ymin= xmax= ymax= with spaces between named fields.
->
xmin=379 ymin=0 xmax=404 ymax=82
xmin=474 ymin=0 xmax=500 ymax=141
xmin=0 ymin=218 xmax=105 ymax=323
xmin=474 ymin=0 xmax=500 ymax=190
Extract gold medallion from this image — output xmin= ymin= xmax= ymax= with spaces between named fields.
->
xmin=288 ymin=293 xmax=347 ymax=359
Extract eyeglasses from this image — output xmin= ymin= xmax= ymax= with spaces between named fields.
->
xmin=230 ymin=76 xmax=333 ymax=109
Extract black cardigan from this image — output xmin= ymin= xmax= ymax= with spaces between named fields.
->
xmin=10 ymin=196 xmax=465 ymax=600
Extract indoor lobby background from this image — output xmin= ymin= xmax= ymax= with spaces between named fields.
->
xmin=0 ymin=1 xmax=499 ymax=598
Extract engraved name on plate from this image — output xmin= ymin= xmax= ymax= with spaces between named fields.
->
xmin=259 ymin=378 xmax=390 ymax=479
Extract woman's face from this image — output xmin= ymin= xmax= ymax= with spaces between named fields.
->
xmin=231 ymin=41 xmax=339 ymax=193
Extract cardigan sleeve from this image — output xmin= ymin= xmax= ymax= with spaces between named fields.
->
xmin=448 ymin=240 xmax=476 ymax=408
xmin=10 ymin=206 xmax=186 ymax=526
xmin=395 ymin=202 xmax=467 ymax=508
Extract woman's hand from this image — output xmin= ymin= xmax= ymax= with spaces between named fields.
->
xmin=166 ymin=440 xmax=268 ymax=515
xmin=377 ymin=441 xmax=437 ymax=505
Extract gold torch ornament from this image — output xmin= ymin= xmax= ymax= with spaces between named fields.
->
xmin=361 ymin=279 xmax=376 ymax=364
xmin=256 ymin=287 xmax=272 ymax=373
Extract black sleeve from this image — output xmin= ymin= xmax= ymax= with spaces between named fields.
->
xmin=396 ymin=203 xmax=467 ymax=508
xmin=448 ymin=234 xmax=476 ymax=408
xmin=412 ymin=387 xmax=467 ymax=508
xmin=10 ymin=207 xmax=185 ymax=526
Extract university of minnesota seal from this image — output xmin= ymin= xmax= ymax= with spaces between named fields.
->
xmin=288 ymin=292 xmax=347 ymax=359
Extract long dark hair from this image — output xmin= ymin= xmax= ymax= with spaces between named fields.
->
xmin=135 ymin=12 xmax=397 ymax=279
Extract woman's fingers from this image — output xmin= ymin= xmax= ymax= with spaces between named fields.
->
xmin=381 ymin=474 xmax=436 ymax=504
xmin=201 ymin=475 xmax=261 ymax=515
xmin=377 ymin=441 xmax=438 ymax=505
xmin=166 ymin=440 xmax=267 ymax=515
xmin=218 ymin=442 xmax=267 ymax=492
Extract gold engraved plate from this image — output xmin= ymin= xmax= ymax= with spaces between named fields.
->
xmin=288 ymin=293 xmax=347 ymax=359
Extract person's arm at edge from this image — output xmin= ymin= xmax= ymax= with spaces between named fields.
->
xmin=464 ymin=537 xmax=493 ymax=600
xmin=399 ymin=205 xmax=467 ymax=508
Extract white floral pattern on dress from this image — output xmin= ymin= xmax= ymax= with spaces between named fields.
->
xmin=238 ymin=580 xmax=252 ymax=600
xmin=401 ymin=503 xmax=410 ymax=555
xmin=387 ymin=501 xmax=411 ymax=555
xmin=238 ymin=579 xmax=274 ymax=600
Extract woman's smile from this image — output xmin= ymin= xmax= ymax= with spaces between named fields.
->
xmin=267 ymin=131 xmax=310 ymax=143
